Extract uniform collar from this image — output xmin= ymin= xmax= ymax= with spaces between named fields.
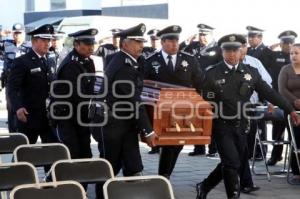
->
xmin=32 ymin=48 xmax=46 ymax=59
xmin=161 ymin=50 xmax=177 ymax=65
xmin=121 ymin=50 xmax=138 ymax=63
xmin=224 ymin=60 xmax=239 ymax=70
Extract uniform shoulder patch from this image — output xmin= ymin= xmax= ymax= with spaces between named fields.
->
xmin=205 ymin=65 xmax=215 ymax=71
xmin=145 ymin=51 xmax=158 ymax=60
xmin=180 ymin=50 xmax=194 ymax=57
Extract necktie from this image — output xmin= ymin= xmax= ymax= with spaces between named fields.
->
xmin=167 ymin=55 xmax=174 ymax=71
xmin=40 ymin=57 xmax=48 ymax=68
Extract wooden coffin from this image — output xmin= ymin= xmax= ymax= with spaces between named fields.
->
xmin=141 ymin=80 xmax=213 ymax=145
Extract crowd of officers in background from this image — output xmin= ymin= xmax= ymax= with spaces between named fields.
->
xmin=0 ymin=22 xmax=300 ymax=199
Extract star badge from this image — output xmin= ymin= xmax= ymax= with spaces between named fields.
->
xmin=181 ymin=60 xmax=188 ymax=68
xmin=244 ymin=73 xmax=252 ymax=81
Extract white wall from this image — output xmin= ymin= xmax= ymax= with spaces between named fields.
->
xmin=34 ymin=0 xmax=50 ymax=11
xmin=168 ymin=0 xmax=300 ymax=45
xmin=101 ymin=0 xmax=167 ymax=7
xmin=0 ymin=0 xmax=25 ymax=30
xmin=66 ymin=0 xmax=101 ymax=9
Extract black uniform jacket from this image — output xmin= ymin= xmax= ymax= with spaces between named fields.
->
xmin=8 ymin=49 xmax=53 ymax=113
xmin=202 ymin=61 xmax=293 ymax=120
xmin=54 ymin=49 xmax=95 ymax=123
xmin=105 ymin=50 xmax=153 ymax=135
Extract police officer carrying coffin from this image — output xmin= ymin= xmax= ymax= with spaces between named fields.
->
xmin=195 ymin=34 xmax=300 ymax=199
xmin=99 ymin=23 xmax=157 ymax=177
xmin=52 ymin=28 xmax=98 ymax=159
xmin=183 ymin=23 xmax=222 ymax=157
xmin=0 ymin=23 xmax=31 ymax=132
xmin=144 ymin=25 xmax=204 ymax=179
xmin=262 ymin=30 xmax=298 ymax=166
xmin=8 ymin=24 xmax=57 ymax=144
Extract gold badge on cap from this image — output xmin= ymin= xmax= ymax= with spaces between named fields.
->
xmin=15 ymin=24 xmax=21 ymax=29
xmin=229 ymin=35 xmax=236 ymax=42
xmin=244 ymin=73 xmax=252 ymax=81
xmin=173 ymin=26 xmax=179 ymax=31
xmin=200 ymin=24 xmax=205 ymax=29
xmin=141 ymin=25 xmax=146 ymax=33
xmin=92 ymin=29 xmax=97 ymax=35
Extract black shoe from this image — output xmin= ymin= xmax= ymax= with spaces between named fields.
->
xmin=196 ymin=182 xmax=207 ymax=199
xmin=189 ymin=151 xmax=205 ymax=156
xmin=240 ymin=185 xmax=260 ymax=194
xmin=267 ymin=157 xmax=282 ymax=166
xmin=148 ymin=147 xmax=160 ymax=154
xmin=206 ymin=153 xmax=218 ymax=157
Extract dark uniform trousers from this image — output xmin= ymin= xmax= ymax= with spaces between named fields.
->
xmin=99 ymin=50 xmax=153 ymax=181
xmin=159 ymin=146 xmax=183 ymax=177
xmin=56 ymin=120 xmax=92 ymax=159
xmin=201 ymin=120 xmax=253 ymax=197
xmin=17 ymin=109 xmax=57 ymax=144
xmin=99 ymin=118 xmax=143 ymax=176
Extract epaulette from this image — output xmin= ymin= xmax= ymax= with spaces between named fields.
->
xmin=71 ymin=55 xmax=79 ymax=62
xmin=145 ymin=51 xmax=158 ymax=60
xmin=180 ymin=50 xmax=194 ymax=57
xmin=22 ymin=41 xmax=32 ymax=48
xmin=205 ymin=65 xmax=216 ymax=72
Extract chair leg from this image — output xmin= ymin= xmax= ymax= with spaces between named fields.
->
xmin=251 ymin=131 xmax=258 ymax=174
xmin=283 ymin=144 xmax=289 ymax=172
xmin=0 ymin=191 xmax=8 ymax=199
xmin=251 ymin=130 xmax=271 ymax=181
xmin=287 ymin=145 xmax=293 ymax=184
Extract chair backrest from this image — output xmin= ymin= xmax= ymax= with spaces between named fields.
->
xmin=51 ymin=158 xmax=114 ymax=184
xmin=0 ymin=133 xmax=29 ymax=155
xmin=103 ymin=175 xmax=175 ymax=199
xmin=13 ymin=143 xmax=71 ymax=167
xmin=10 ymin=181 xmax=87 ymax=199
xmin=0 ymin=162 xmax=39 ymax=191
xmin=288 ymin=112 xmax=300 ymax=150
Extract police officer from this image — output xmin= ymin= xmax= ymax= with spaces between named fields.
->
xmin=246 ymin=26 xmax=267 ymax=59
xmin=99 ymin=23 xmax=156 ymax=177
xmin=263 ymin=30 xmax=297 ymax=166
xmin=195 ymin=34 xmax=300 ymax=199
xmin=144 ymin=25 xmax=203 ymax=179
xmin=246 ymin=26 xmax=269 ymax=160
xmin=95 ymin=28 xmax=121 ymax=69
xmin=0 ymin=23 xmax=31 ymax=132
xmin=142 ymin=28 xmax=160 ymax=58
xmin=48 ymin=30 xmax=65 ymax=68
xmin=53 ymin=28 xmax=98 ymax=159
xmin=183 ymin=24 xmax=222 ymax=70
xmin=183 ymin=23 xmax=222 ymax=156
xmin=8 ymin=24 xmax=57 ymax=144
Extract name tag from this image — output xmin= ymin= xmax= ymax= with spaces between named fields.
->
xmin=30 ymin=67 xmax=41 ymax=73
xmin=276 ymin=58 xmax=285 ymax=62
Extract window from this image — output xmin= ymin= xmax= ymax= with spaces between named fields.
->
xmin=51 ymin=0 xmax=66 ymax=10
xmin=26 ymin=0 xmax=35 ymax=12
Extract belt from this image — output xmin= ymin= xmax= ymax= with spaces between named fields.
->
xmin=214 ymin=118 xmax=244 ymax=127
